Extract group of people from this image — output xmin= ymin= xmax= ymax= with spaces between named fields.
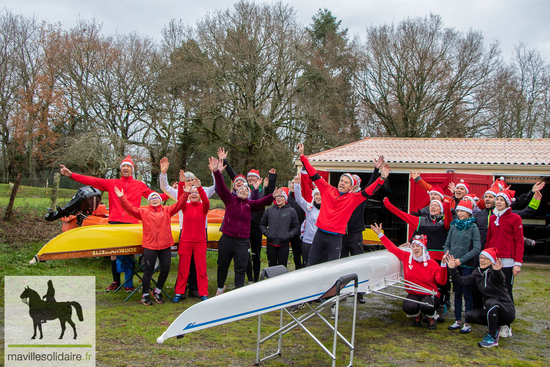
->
xmin=60 ymin=144 xmax=544 ymax=349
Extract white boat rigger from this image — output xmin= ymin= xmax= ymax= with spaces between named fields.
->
xmin=157 ymin=249 xmax=401 ymax=343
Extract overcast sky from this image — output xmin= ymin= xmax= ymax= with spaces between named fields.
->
xmin=3 ymin=0 xmax=550 ymax=63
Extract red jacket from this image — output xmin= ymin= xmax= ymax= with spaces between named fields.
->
xmin=70 ymin=173 xmax=168 ymax=224
xmin=177 ymin=184 xmax=210 ymax=244
xmin=300 ymin=155 xmax=385 ymax=234
xmin=119 ymin=193 xmax=185 ymax=250
xmin=380 ymin=235 xmax=447 ymax=296
xmin=486 ymin=209 xmax=524 ymax=264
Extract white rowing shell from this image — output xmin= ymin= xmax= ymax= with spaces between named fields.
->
xmin=157 ymin=250 xmax=401 ymax=343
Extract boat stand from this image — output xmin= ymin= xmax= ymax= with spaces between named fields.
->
xmin=255 ymin=266 xmax=359 ymax=367
xmin=113 ymin=256 xmax=172 ymax=302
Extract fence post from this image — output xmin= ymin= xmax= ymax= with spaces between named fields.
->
xmin=50 ymin=172 xmax=60 ymax=209
xmin=3 ymin=172 xmax=22 ymax=222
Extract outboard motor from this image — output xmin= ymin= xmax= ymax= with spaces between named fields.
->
xmin=45 ymin=186 xmax=102 ymax=226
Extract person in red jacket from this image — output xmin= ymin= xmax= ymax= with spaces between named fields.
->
xmin=297 ymin=143 xmax=390 ymax=266
xmin=172 ymin=180 xmax=210 ymax=302
xmin=115 ymin=183 xmax=186 ymax=305
xmin=371 ymin=223 xmax=448 ymax=330
xmin=60 ymin=155 xmax=168 ymax=292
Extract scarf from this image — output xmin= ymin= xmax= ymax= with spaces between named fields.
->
xmin=493 ymin=207 xmax=510 ymax=226
xmin=409 ymin=249 xmax=431 ymax=267
xmin=450 ymin=217 xmax=476 ymax=230
xmin=430 ymin=214 xmax=443 ymax=222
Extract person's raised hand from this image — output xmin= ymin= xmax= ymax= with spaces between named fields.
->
xmin=448 ymin=182 xmax=456 ymax=194
xmin=114 ymin=187 xmax=123 ymax=198
xmin=410 ymin=171 xmax=420 ymax=180
xmin=184 ymin=180 xmax=193 ymax=193
xmin=208 ymin=157 xmax=219 ymax=172
xmin=263 ymin=177 xmax=268 ymax=187
xmin=272 ymin=187 xmax=283 ymax=197
xmin=445 ymin=252 xmax=457 ymax=269
xmin=253 ymin=179 xmax=261 ymax=190
xmin=217 ymin=147 xmax=228 ymax=160
xmin=492 ymin=258 xmax=503 ymax=271
xmin=532 ymin=181 xmax=545 ymax=192
xmin=269 ymin=168 xmax=276 ymax=174
xmin=370 ymin=223 xmax=382 ymax=235
xmin=59 ymin=165 xmax=72 ymax=177
xmin=534 ymin=191 xmax=542 ymax=201
xmin=179 ymin=169 xmax=185 ymax=182
xmin=374 ymin=155 xmax=385 ymax=169
xmin=297 ymin=143 xmax=304 ymax=156
xmin=160 ymin=157 xmax=169 ymax=174
xmin=194 ymin=178 xmax=201 ymax=188
xmin=380 ymin=164 xmax=391 ymax=179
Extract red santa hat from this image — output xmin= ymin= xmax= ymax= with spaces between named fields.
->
xmin=496 ymin=189 xmax=515 ymax=207
xmin=247 ymin=169 xmax=260 ymax=179
xmin=428 ymin=186 xmax=445 ymax=200
xmin=463 ymin=194 xmax=478 ymax=208
xmin=147 ymin=192 xmax=162 ymax=201
xmin=455 ymin=179 xmax=469 ymax=194
xmin=120 ymin=155 xmax=134 ymax=170
xmin=233 ymin=174 xmax=247 ymax=184
xmin=480 ymin=248 xmax=499 ymax=265
xmin=352 ymin=174 xmax=362 ymax=186
xmin=340 ymin=173 xmax=356 ymax=187
xmin=410 ymin=234 xmax=430 ymax=267
xmin=456 ymin=199 xmax=474 ymax=214
xmin=492 ymin=177 xmax=509 ymax=191
xmin=430 ymin=199 xmax=444 ymax=214
xmin=484 ymin=187 xmax=499 ymax=198
xmin=280 ymin=187 xmax=289 ymax=202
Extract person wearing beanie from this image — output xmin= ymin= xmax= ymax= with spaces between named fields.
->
xmin=371 ymin=224 xmax=447 ymax=330
xmin=216 ymin=147 xmax=278 ymax=283
xmin=443 ymin=199 xmax=481 ymax=334
xmin=60 ymin=155 xmax=169 ymax=293
xmin=158 ymin=157 xmax=218 ymax=302
xmin=260 ymin=187 xmax=300 ymax=268
xmin=383 ymin=196 xmax=452 ymax=321
xmin=485 ymin=189 xmax=523 ymax=341
xmin=114 ymin=180 xmax=188 ymax=306
xmin=445 ymin=249 xmax=515 ymax=348
xmin=298 ymin=143 xmax=390 ymax=266
xmin=210 ymin=157 xmax=281 ymax=295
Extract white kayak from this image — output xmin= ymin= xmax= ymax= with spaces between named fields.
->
xmin=157 ymin=250 xmax=401 ymax=343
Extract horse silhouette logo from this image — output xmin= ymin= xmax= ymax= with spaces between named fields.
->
xmin=20 ymin=280 xmax=84 ymax=340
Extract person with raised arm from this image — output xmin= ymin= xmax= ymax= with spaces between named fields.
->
xmin=114 ymin=181 xmax=187 ymax=306
xmin=60 ymin=156 xmax=169 ymax=293
xmin=209 ymin=157 xmax=282 ymax=295
xmin=371 ymin=223 xmax=447 ymax=330
xmin=297 ymin=143 xmax=389 ymax=266
xmin=445 ymin=248 xmax=515 ymax=348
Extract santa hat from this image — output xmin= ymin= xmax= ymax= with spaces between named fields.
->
xmin=496 ymin=189 xmax=515 ymax=207
xmin=493 ymin=177 xmax=509 ymax=191
xmin=409 ymin=234 xmax=430 ymax=267
xmin=428 ymin=186 xmax=445 ymax=200
xmin=247 ymin=169 xmax=260 ymax=179
xmin=456 ymin=199 xmax=474 ymax=214
xmin=233 ymin=174 xmax=247 ymax=184
xmin=480 ymin=248 xmax=499 ymax=265
xmin=237 ymin=185 xmax=250 ymax=195
xmin=147 ymin=192 xmax=162 ymax=201
xmin=352 ymin=174 xmax=362 ymax=186
xmin=455 ymin=179 xmax=469 ymax=193
xmin=430 ymin=199 xmax=444 ymax=214
xmin=279 ymin=187 xmax=289 ymax=202
xmin=120 ymin=155 xmax=134 ymax=170
xmin=463 ymin=194 xmax=478 ymax=208
xmin=484 ymin=187 xmax=499 ymax=198
xmin=340 ymin=173 xmax=356 ymax=186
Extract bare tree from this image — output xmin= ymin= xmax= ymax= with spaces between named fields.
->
xmin=355 ymin=14 xmax=500 ymax=137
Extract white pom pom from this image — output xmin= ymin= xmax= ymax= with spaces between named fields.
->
xmin=500 ymin=176 xmax=505 ymax=181
xmin=460 ymin=179 xmax=465 ymax=182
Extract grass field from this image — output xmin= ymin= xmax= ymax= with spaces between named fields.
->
xmin=1 ymin=186 xmax=549 ymax=366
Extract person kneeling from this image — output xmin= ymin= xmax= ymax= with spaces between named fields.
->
xmin=445 ymin=248 xmax=515 ymax=348
xmin=115 ymin=186 xmax=186 ymax=305
xmin=371 ymin=223 xmax=447 ymax=330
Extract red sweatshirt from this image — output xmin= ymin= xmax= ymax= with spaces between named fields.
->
xmin=300 ymin=155 xmax=385 ymax=234
xmin=177 ymin=184 xmax=210 ymax=243
xmin=70 ymin=173 xmax=168 ymax=224
xmin=380 ymin=235 xmax=447 ymax=296
xmin=486 ymin=209 xmax=524 ymax=264
xmin=119 ymin=193 xmax=186 ymax=250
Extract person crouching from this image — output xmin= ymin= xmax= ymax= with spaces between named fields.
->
xmin=371 ymin=223 xmax=447 ymax=330
xmin=115 ymin=186 xmax=186 ymax=305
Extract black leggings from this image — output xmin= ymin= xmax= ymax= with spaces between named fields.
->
xmin=290 ymin=235 xmax=303 ymax=269
xmin=402 ymin=293 xmax=437 ymax=318
xmin=217 ymin=234 xmax=249 ymax=289
xmin=266 ymin=244 xmax=290 ymax=268
xmin=466 ymin=299 xmax=515 ymax=338
xmin=308 ymin=230 xmax=342 ymax=266
xmin=247 ymin=226 xmax=263 ymax=282
xmin=501 ymin=267 xmax=515 ymax=301
xmin=142 ymin=247 xmax=171 ymax=294
xmin=341 ymin=232 xmax=364 ymax=258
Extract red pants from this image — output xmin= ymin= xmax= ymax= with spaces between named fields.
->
xmin=175 ymin=241 xmax=208 ymax=296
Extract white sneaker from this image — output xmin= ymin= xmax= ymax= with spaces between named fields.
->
xmin=499 ymin=325 xmax=512 ymax=338
xmin=215 ymin=286 xmax=226 ymax=297
xmin=459 ymin=324 xmax=472 ymax=334
xmin=448 ymin=321 xmax=462 ymax=330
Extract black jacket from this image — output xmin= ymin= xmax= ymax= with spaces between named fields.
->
xmin=260 ymin=204 xmax=299 ymax=246
xmin=450 ymin=266 xmax=514 ymax=312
